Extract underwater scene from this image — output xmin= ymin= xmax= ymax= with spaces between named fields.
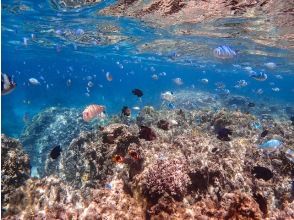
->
xmin=1 ymin=0 xmax=294 ymax=219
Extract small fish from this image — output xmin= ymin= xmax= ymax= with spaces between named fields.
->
xmin=260 ymin=130 xmax=268 ymax=138
xmin=168 ymin=103 xmax=176 ymax=109
xmin=284 ymin=149 xmax=294 ymax=163
xmin=1 ymin=73 xmax=16 ymax=95
xmin=151 ymin=74 xmax=159 ymax=80
xmin=83 ymin=105 xmax=105 ymax=122
xmin=215 ymin=82 xmax=226 ymax=89
xmin=216 ymin=88 xmax=230 ymax=97
xmin=66 ymin=79 xmax=72 ymax=87
xmin=50 ymin=145 xmax=62 ymax=159
xmin=235 ymin=80 xmax=248 ymax=88
xmin=201 ymin=78 xmax=209 ymax=84
xmin=248 ymin=102 xmax=255 ymax=107
xmin=23 ymin=37 xmax=28 ymax=46
xmin=264 ymin=62 xmax=276 ymax=69
xmin=275 ymin=75 xmax=283 ymax=79
xmin=75 ymin=28 xmax=84 ymax=36
xmin=87 ymin=81 xmax=94 ymax=88
xmin=161 ymin=91 xmax=175 ymax=102
xmin=250 ymin=72 xmax=267 ymax=81
xmin=132 ymin=106 xmax=140 ymax=111
xmin=259 ymin=139 xmax=283 ymax=152
xmin=121 ymin=106 xmax=131 ymax=117
xmin=251 ymin=121 xmax=262 ymax=130
xmin=252 ymin=88 xmax=264 ymax=95
xmin=213 ymin=45 xmax=236 ymax=59
xmin=169 ymin=119 xmax=178 ymax=126
xmin=29 ymin=78 xmax=40 ymax=85
xmin=272 ymin=87 xmax=280 ymax=92
xmin=216 ymin=127 xmax=233 ymax=141
xmin=173 ymin=77 xmax=183 ymax=85
xmin=106 ymin=72 xmax=113 ymax=81
xmin=132 ymin=89 xmax=143 ymax=97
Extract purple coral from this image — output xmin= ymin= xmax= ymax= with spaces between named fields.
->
xmin=143 ymin=158 xmax=191 ymax=200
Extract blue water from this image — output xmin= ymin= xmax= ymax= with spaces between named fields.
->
xmin=2 ymin=0 xmax=294 ymax=137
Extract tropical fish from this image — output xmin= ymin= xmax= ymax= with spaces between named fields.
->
xmin=106 ymin=72 xmax=113 ymax=81
xmin=28 ymin=78 xmax=40 ymax=85
xmin=161 ymin=91 xmax=175 ymax=102
xmin=216 ymin=127 xmax=232 ymax=141
xmin=260 ymin=130 xmax=268 ymax=138
xmin=151 ymin=74 xmax=159 ymax=80
xmin=173 ymin=77 xmax=183 ymax=85
xmin=259 ymin=139 xmax=283 ymax=152
xmin=248 ymin=102 xmax=255 ymax=108
xmin=235 ymin=80 xmax=248 ymax=88
xmin=82 ymin=104 xmax=105 ymax=122
xmin=132 ymin=89 xmax=143 ymax=97
xmin=284 ymin=149 xmax=294 ymax=163
xmin=121 ymin=106 xmax=131 ymax=117
xmin=250 ymin=72 xmax=267 ymax=81
xmin=87 ymin=81 xmax=94 ymax=88
xmin=272 ymin=87 xmax=280 ymax=92
xmin=213 ymin=45 xmax=236 ymax=59
xmin=1 ymin=73 xmax=16 ymax=95
xmin=132 ymin=106 xmax=140 ymax=111
xmin=50 ymin=145 xmax=62 ymax=159
xmin=201 ymin=78 xmax=209 ymax=84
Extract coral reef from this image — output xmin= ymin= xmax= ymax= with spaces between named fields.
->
xmin=1 ymin=134 xmax=30 ymax=212
xmin=20 ymin=107 xmax=96 ymax=177
xmin=142 ymin=158 xmax=191 ymax=200
xmin=3 ymin=106 xmax=294 ymax=219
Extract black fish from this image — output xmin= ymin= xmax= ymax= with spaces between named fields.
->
xmin=122 ymin=106 xmax=131 ymax=116
xmin=50 ymin=145 xmax=62 ymax=159
xmin=260 ymin=129 xmax=268 ymax=138
xmin=132 ymin=89 xmax=143 ymax=97
xmin=251 ymin=166 xmax=273 ymax=181
xmin=217 ymin=127 xmax=232 ymax=141
xmin=248 ymin=102 xmax=255 ymax=107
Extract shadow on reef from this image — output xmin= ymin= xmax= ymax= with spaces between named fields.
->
xmin=1 ymin=106 xmax=294 ymax=219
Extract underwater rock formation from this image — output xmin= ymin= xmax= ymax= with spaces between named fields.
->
xmin=1 ymin=134 xmax=30 ymax=212
xmin=3 ymin=108 xmax=294 ymax=219
xmin=20 ymin=107 xmax=95 ymax=177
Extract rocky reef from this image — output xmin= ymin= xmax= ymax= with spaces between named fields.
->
xmin=2 ymin=106 xmax=294 ymax=219
xmin=20 ymin=107 xmax=96 ymax=178
xmin=1 ymin=134 xmax=30 ymax=213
